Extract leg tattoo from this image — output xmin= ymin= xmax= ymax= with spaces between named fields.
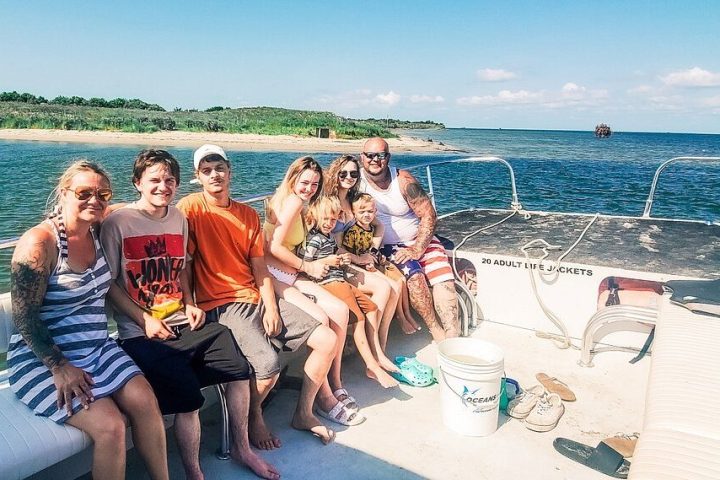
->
xmin=407 ymin=275 xmax=445 ymax=342
xmin=433 ymin=281 xmax=459 ymax=337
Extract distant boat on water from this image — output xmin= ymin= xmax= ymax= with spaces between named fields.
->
xmin=595 ymin=123 xmax=612 ymax=138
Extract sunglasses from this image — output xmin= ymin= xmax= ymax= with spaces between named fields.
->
xmin=362 ymin=152 xmax=389 ymax=161
xmin=338 ymin=170 xmax=360 ymax=179
xmin=68 ymin=187 xmax=113 ymax=202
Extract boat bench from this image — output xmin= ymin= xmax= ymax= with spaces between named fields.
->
xmin=0 ymin=293 xmax=230 ymax=480
xmin=578 ymin=304 xmax=658 ymax=367
xmin=628 ymin=296 xmax=720 ymax=479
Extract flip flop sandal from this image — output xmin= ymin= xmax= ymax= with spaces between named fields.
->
xmin=315 ymin=401 xmax=366 ymax=426
xmin=536 ymin=373 xmax=576 ymax=401
xmin=394 ymin=356 xmax=434 ymax=376
xmin=390 ymin=360 xmax=437 ymax=387
xmin=333 ymin=388 xmax=359 ymax=413
xmin=553 ymin=437 xmax=630 ymax=479
xmin=602 ymin=433 xmax=640 ymax=458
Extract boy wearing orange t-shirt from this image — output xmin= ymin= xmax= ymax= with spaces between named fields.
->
xmin=177 ymin=145 xmax=337 ymax=448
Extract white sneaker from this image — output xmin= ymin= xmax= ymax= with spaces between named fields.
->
xmin=506 ymin=384 xmax=546 ymax=419
xmin=525 ymin=393 xmax=565 ymax=432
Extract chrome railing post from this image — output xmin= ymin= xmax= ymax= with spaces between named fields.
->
xmin=461 ymin=156 xmax=523 ymax=211
xmin=642 ymin=156 xmax=720 ymax=218
xmin=426 ymin=165 xmax=436 ymax=211
xmin=0 ymin=237 xmax=19 ymax=251
xmin=407 ymin=156 xmax=523 ymax=212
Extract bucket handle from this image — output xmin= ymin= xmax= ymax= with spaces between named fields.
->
xmin=437 ymin=366 xmax=500 ymax=413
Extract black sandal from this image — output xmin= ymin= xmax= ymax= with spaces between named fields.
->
xmin=553 ymin=437 xmax=630 ymax=478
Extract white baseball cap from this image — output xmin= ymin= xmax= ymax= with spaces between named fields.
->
xmin=193 ymin=144 xmax=228 ymax=170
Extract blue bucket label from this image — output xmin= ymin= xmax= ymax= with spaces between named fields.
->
xmin=461 ymin=386 xmax=499 ymax=413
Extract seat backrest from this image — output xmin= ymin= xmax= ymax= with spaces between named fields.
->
xmin=0 ymin=292 xmax=16 ymax=355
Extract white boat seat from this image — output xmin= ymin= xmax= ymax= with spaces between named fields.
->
xmin=0 ymin=376 xmax=92 ymax=480
xmin=0 ymin=291 xmax=14 ymax=353
xmin=578 ymin=304 xmax=658 ymax=367
xmin=0 ymin=292 xmax=230 ymax=480
xmin=628 ymin=297 xmax=720 ymax=479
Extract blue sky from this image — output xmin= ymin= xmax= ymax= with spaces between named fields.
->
xmin=1 ymin=1 xmax=719 ymax=133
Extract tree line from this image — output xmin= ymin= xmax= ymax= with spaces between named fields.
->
xmin=0 ymin=91 xmax=444 ymax=136
xmin=0 ymin=91 xmax=165 ymax=111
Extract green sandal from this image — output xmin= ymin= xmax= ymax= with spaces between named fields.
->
xmin=391 ymin=356 xmax=436 ymax=387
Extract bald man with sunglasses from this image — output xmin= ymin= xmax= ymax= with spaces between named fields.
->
xmin=359 ymin=137 xmax=459 ymax=342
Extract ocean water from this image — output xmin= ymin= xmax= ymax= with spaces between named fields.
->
xmin=0 ymin=128 xmax=719 ymax=289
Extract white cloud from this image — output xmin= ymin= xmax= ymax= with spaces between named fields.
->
xmin=477 ymin=68 xmax=517 ymax=82
xmin=375 ymin=91 xmax=401 ymax=105
xmin=409 ymin=94 xmax=445 ymax=104
xmin=660 ymin=67 xmax=720 ymax=87
xmin=561 ymin=82 xmax=585 ymax=95
xmin=315 ymin=89 xmax=404 ymax=108
xmin=457 ymin=82 xmax=608 ymax=108
xmin=550 ymin=83 xmax=608 ymax=108
xmin=457 ymin=89 xmax=543 ymax=106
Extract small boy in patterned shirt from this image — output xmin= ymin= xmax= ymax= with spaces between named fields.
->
xmin=302 ymin=196 xmax=399 ymax=388
xmin=342 ymin=193 xmax=419 ymax=336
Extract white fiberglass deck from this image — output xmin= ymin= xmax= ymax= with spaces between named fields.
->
xmin=113 ymin=320 xmax=649 ymax=480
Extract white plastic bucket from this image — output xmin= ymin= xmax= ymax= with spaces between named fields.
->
xmin=437 ymin=337 xmax=504 ymax=436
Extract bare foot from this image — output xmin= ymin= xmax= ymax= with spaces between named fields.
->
xmin=367 ymin=367 xmax=399 ymax=388
xmin=249 ymin=413 xmax=281 ymax=450
xmin=378 ymin=355 xmax=400 ymax=373
xmin=231 ymin=447 xmax=281 ymax=480
xmin=399 ymin=315 xmax=421 ymax=334
xmin=291 ymin=413 xmax=336 ymax=445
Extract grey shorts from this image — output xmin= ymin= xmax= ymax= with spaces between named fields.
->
xmin=208 ymin=299 xmax=320 ymax=379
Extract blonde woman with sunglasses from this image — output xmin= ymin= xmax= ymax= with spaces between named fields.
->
xmin=264 ymin=156 xmax=365 ymax=426
xmin=7 ymin=160 xmax=169 ymax=480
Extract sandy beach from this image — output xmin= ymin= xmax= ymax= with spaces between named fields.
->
xmin=0 ymin=128 xmax=464 ymax=154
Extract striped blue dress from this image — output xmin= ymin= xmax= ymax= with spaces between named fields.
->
xmin=7 ymin=218 xmax=142 ymax=423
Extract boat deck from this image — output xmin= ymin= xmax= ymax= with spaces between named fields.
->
xmin=113 ymin=320 xmax=649 ymax=480
xmin=437 ymin=209 xmax=720 ymax=279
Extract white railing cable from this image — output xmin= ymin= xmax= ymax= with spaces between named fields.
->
xmin=520 ymin=213 xmax=600 ymax=350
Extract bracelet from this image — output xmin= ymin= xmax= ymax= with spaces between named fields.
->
xmin=298 ymin=259 xmax=304 ymax=271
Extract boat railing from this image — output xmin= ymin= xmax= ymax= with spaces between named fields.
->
xmin=0 ymin=156 xmax=523 ymax=252
xmin=0 ymin=238 xmax=19 ymax=251
xmin=642 ymin=156 xmax=720 ymax=218
xmin=407 ymin=156 xmax=523 ymax=212
xmin=0 ymin=194 xmax=273 ymax=252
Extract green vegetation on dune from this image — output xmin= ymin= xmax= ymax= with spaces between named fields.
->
xmin=0 ymin=90 xmax=164 ymax=111
xmin=0 ymin=91 xmax=444 ymax=139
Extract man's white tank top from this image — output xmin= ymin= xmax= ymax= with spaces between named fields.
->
xmin=360 ymin=167 xmax=420 ymax=244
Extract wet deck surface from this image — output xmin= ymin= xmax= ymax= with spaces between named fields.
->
xmin=437 ymin=209 xmax=720 ymax=279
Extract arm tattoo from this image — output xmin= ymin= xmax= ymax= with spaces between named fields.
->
xmin=403 ymin=175 xmax=437 ymax=253
xmin=405 ymin=181 xmax=429 ymax=202
xmin=10 ymin=248 xmax=66 ymax=370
